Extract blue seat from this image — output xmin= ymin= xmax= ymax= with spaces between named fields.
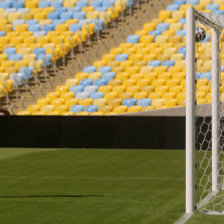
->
xmin=60 ymin=12 xmax=73 ymax=20
xmin=76 ymin=92 xmax=90 ymax=99
xmin=28 ymin=24 xmax=41 ymax=32
xmin=94 ymin=7 xmax=107 ymax=12
xmin=162 ymin=60 xmax=175 ymax=68
xmin=70 ymin=85 xmax=84 ymax=94
xmin=33 ymin=31 xmax=47 ymax=39
xmin=0 ymin=1 xmax=11 ymax=8
xmin=90 ymin=92 xmax=104 ymax=99
xmin=84 ymin=105 xmax=98 ymax=113
xmin=98 ymin=66 xmax=111 ymax=73
xmin=84 ymin=85 xmax=98 ymax=93
xmin=83 ymin=66 xmax=97 ymax=73
xmin=77 ymin=0 xmax=89 ymax=8
xmin=102 ymin=0 xmax=115 ymax=8
xmin=115 ymin=53 xmax=129 ymax=61
xmin=33 ymin=48 xmax=46 ymax=56
xmin=51 ymin=0 xmax=63 ymax=8
xmin=178 ymin=47 xmax=186 ymax=57
xmin=10 ymin=73 xmax=25 ymax=87
xmin=90 ymin=0 xmax=102 ymax=8
xmin=148 ymin=30 xmax=162 ymax=40
xmin=178 ymin=18 xmax=186 ymax=24
xmin=3 ymin=47 xmax=16 ymax=56
xmin=200 ymin=72 xmax=212 ymax=80
xmin=187 ymin=0 xmax=199 ymax=5
xmin=0 ymin=31 xmax=5 ymax=36
xmin=18 ymin=8 xmax=29 ymax=13
xmin=176 ymin=30 xmax=186 ymax=39
xmin=156 ymin=23 xmax=170 ymax=32
xmin=20 ymin=66 xmax=33 ymax=79
xmin=38 ymin=1 xmax=51 ymax=8
xmin=73 ymin=11 xmax=86 ymax=20
xmin=196 ymin=72 xmax=200 ymax=80
xmin=70 ymin=105 xmax=84 ymax=114
xmin=175 ymin=0 xmax=186 ymax=4
xmin=26 ymin=19 xmax=38 ymax=26
xmin=48 ymin=12 xmax=60 ymax=20
xmin=147 ymin=60 xmax=161 ymax=67
xmin=42 ymin=24 xmax=54 ymax=32
xmin=37 ymin=54 xmax=52 ymax=66
xmin=54 ymin=7 xmax=67 ymax=13
xmin=93 ymin=19 xmax=104 ymax=30
xmin=214 ymin=10 xmax=224 ymax=15
xmin=8 ymin=54 xmax=23 ymax=61
xmin=69 ymin=23 xmax=82 ymax=33
xmin=79 ymin=19 xmax=92 ymax=25
xmin=102 ymin=72 xmax=115 ymax=81
xmin=13 ymin=19 xmax=25 ymax=30
xmin=94 ymin=78 xmax=108 ymax=86
xmin=13 ymin=1 xmax=24 ymax=9
xmin=167 ymin=4 xmax=180 ymax=11
xmin=80 ymin=79 xmax=93 ymax=86
xmin=126 ymin=35 xmax=140 ymax=44
xmin=52 ymin=20 xmax=65 ymax=29
xmin=126 ymin=0 xmax=134 ymax=6
xmin=68 ymin=6 xmax=81 ymax=13
xmin=206 ymin=4 xmax=219 ymax=13
xmin=122 ymin=98 xmax=137 ymax=107
xmin=137 ymin=98 xmax=152 ymax=107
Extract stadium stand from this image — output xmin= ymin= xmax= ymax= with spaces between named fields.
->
xmin=17 ymin=0 xmax=220 ymax=115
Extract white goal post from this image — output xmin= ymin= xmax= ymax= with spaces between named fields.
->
xmin=186 ymin=7 xmax=224 ymax=214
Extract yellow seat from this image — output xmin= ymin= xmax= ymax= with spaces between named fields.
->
xmin=163 ymin=92 xmax=176 ymax=99
xmin=75 ymin=72 xmax=89 ymax=80
xmin=155 ymin=35 xmax=168 ymax=44
xmin=93 ymin=98 xmax=108 ymax=107
xmin=10 ymin=36 xmax=23 ymax=45
xmin=140 ymin=35 xmax=154 ymax=44
xmin=86 ymin=11 xmax=99 ymax=20
xmin=16 ymin=24 xmax=28 ymax=32
xmin=24 ymin=36 xmax=36 ymax=45
xmin=133 ymin=92 xmax=148 ymax=100
xmin=134 ymin=60 xmax=148 ymax=67
xmin=155 ymin=85 xmax=169 ymax=94
xmin=120 ymin=60 xmax=133 ymax=68
xmin=159 ymin=10 xmax=172 ymax=20
xmin=98 ymin=85 xmax=113 ymax=93
xmin=167 ymin=79 xmax=181 ymax=87
xmin=108 ymin=79 xmax=122 ymax=86
xmin=135 ymin=30 xmax=148 ymax=36
xmin=116 ymin=72 xmax=130 ymax=80
xmin=158 ymin=72 xmax=172 ymax=80
xmin=65 ymin=78 xmax=79 ymax=87
xmin=141 ymin=85 xmax=154 ymax=94
xmin=111 ymin=66 xmax=125 ymax=73
xmin=112 ymin=85 xmax=126 ymax=94
xmin=93 ymin=60 xmax=107 ymax=68
xmin=149 ymin=92 xmax=163 ymax=99
xmin=141 ymin=106 xmax=155 ymax=111
xmin=46 ymin=111 xmax=60 ymax=116
xmin=107 ymin=61 xmax=120 ymax=68
xmin=123 ymin=47 xmax=136 ymax=55
xmin=55 ymin=105 xmax=69 ymax=113
xmin=41 ymin=105 xmax=55 ymax=113
xmin=123 ymin=79 xmax=137 ymax=86
xmin=118 ymin=92 xmax=133 ymax=99
xmin=56 ymin=24 xmax=69 ymax=32
xmin=128 ymin=105 xmax=142 ymax=113
xmin=151 ymin=98 xmax=165 ymax=109
xmin=126 ymin=85 xmax=141 ymax=93
xmin=65 ymin=98 xmax=79 ymax=107
xmin=164 ymin=98 xmax=178 ymax=107
xmin=119 ymin=42 xmax=132 ymax=50
xmin=140 ymin=66 xmax=154 ymax=74
xmin=8 ymin=12 xmax=20 ymax=22
xmin=38 ymin=36 xmax=50 ymax=45
xmin=143 ymin=22 xmax=157 ymax=32
xmin=110 ymin=47 xmax=123 ymax=55
xmin=63 ymin=0 xmax=76 ymax=8
xmin=154 ymin=66 xmax=168 ymax=73
xmin=31 ymin=111 xmax=47 ymax=115
xmin=75 ymin=111 xmax=89 ymax=116
xmin=172 ymin=10 xmax=185 ymax=19
xmin=113 ymin=105 xmax=127 ymax=114
xmin=88 ymin=72 xmax=102 ymax=80
xmin=1 ymin=60 xmax=14 ymax=68
xmin=169 ymin=23 xmax=183 ymax=32
xmin=51 ymin=98 xmax=65 ymax=107
xmin=129 ymin=54 xmax=143 ymax=62
xmin=17 ymin=111 xmax=31 ymax=115
xmin=130 ymin=73 xmax=144 ymax=80
xmin=104 ymin=92 xmax=118 ymax=100
xmin=15 ymin=60 xmax=29 ymax=69
xmin=60 ymin=111 xmax=74 ymax=116
xmin=197 ymin=79 xmax=209 ymax=87
xmin=26 ymin=105 xmax=41 ymax=113
xmin=136 ymin=48 xmax=150 ymax=55
xmin=170 ymin=85 xmax=184 ymax=94
xmin=99 ymin=105 xmax=113 ymax=113
xmin=0 ymin=37 xmax=9 ymax=45
xmin=91 ymin=112 xmax=104 ymax=116
xmin=79 ymin=98 xmax=93 ymax=107
xmin=152 ymin=79 xmax=166 ymax=86
xmin=61 ymin=92 xmax=75 ymax=99
xmin=46 ymin=92 xmax=60 ymax=100
xmin=65 ymin=19 xmax=78 ymax=26
xmin=56 ymin=85 xmax=69 ymax=94
xmin=169 ymin=66 xmax=183 ymax=74
xmin=0 ymin=73 xmax=9 ymax=81
xmin=108 ymin=98 xmax=122 ymax=106
xmin=170 ymin=53 xmax=184 ymax=61
xmin=34 ymin=12 xmax=47 ymax=21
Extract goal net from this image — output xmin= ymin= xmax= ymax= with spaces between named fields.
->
xmin=186 ymin=7 xmax=224 ymax=214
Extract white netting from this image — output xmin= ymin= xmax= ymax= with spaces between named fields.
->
xmin=194 ymin=14 xmax=224 ymax=213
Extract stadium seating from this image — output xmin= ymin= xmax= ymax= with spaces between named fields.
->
xmin=17 ymin=0 xmax=221 ymax=115
xmin=0 ymin=0 xmax=135 ymax=101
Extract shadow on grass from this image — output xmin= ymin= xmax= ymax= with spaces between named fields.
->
xmin=0 ymin=194 xmax=104 ymax=198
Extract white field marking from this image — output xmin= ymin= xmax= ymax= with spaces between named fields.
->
xmin=174 ymin=192 xmax=220 ymax=224
xmin=0 ymin=176 xmax=185 ymax=181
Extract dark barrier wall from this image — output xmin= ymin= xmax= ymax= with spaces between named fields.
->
xmin=0 ymin=116 xmax=185 ymax=149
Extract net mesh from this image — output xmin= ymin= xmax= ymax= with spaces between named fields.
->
xmin=195 ymin=17 xmax=224 ymax=213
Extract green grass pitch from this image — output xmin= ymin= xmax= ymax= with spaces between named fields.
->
xmin=0 ymin=148 xmax=223 ymax=224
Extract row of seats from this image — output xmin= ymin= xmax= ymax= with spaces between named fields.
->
xmin=0 ymin=0 xmax=133 ymax=98
xmin=18 ymin=0 xmax=222 ymax=115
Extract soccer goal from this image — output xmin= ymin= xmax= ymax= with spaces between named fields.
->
xmin=186 ymin=7 xmax=224 ymax=214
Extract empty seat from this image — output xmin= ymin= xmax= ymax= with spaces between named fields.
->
xmin=122 ymin=98 xmax=137 ymax=107
xmin=137 ymin=98 xmax=152 ymax=107
xmin=70 ymin=105 xmax=84 ymax=114
xmin=126 ymin=35 xmax=140 ymax=44
xmin=115 ymin=53 xmax=129 ymax=61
